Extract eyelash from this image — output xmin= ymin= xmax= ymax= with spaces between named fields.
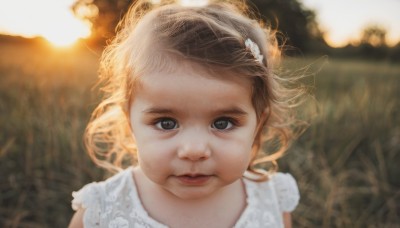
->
xmin=152 ymin=117 xmax=239 ymax=131
xmin=211 ymin=117 xmax=238 ymax=130
xmin=154 ymin=118 xmax=179 ymax=130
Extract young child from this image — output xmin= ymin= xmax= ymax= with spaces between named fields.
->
xmin=69 ymin=0 xmax=303 ymax=227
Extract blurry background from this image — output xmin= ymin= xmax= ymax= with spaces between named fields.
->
xmin=0 ymin=0 xmax=399 ymax=227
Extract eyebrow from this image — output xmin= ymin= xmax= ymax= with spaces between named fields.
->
xmin=213 ymin=107 xmax=248 ymax=116
xmin=142 ymin=108 xmax=175 ymax=115
xmin=142 ymin=107 xmax=248 ymax=116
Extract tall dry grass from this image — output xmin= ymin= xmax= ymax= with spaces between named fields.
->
xmin=283 ymin=57 xmax=400 ymax=227
xmin=0 ymin=42 xmax=103 ymax=227
xmin=0 ymin=43 xmax=399 ymax=227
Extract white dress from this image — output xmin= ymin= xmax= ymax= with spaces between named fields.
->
xmin=71 ymin=167 xmax=300 ymax=228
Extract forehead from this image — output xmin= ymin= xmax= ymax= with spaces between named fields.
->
xmin=144 ymin=59 xmax=249 ymax=85
xmin=137 ymin=59 xmax=251 ymax=89
xmin=132 ymin=62 xmax=254 ymax=112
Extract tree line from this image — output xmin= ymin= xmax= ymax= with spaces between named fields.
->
xmin=72 ymin=0 xmax=400 ymax=61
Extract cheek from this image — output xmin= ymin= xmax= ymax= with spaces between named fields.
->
xmin=133 ymin=130 xmax=177 ymax=172
xmin=214 ymin=136 xmax=253 ymax=169
xmin=227 ymin=143 xmax=252 ymax=163
xmin=136 ymin=142 xmax=174 ymax=184
xmin=135 ymin=138 xmax=173 ymax=165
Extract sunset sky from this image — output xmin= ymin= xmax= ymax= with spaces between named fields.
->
xmin=0 ymin=0 xmax=90 ymax=46
xmin=0 ymin=0 xmax=399 ymax=47
xmin=301 ymin=0 xmax=400 ymax=47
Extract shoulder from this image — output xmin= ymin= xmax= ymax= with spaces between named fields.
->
xmin=244 ymin=171 xmax=300 ymax=212
xmin=71 ymin=168 xmax=131 ymax=209
xmin=269 ymin=172 xmax=300 ymax=212
xmin=70 ymin=167 xmax=135 ymax=226
xmin=236 ymin=172 xmax=299 ymax=228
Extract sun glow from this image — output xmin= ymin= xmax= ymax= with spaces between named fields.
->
xmin=40 ymin=13 xmax=91 ymax=47
xmin=0 ymin=0 xmax=91 ymax=47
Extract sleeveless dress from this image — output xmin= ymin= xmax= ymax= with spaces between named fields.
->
xmin=71 ymin=167 xmax=300 ymax=228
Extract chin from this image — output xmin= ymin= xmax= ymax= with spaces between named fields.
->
xmin=169 ymin=187 xmax=216 ymax=201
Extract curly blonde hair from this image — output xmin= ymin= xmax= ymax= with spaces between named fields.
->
xmin=85 ymin=0 xmax=305 ymax=181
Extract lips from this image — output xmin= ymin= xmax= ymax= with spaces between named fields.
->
xmin=176 ymin=174 xmax=212 ymax=185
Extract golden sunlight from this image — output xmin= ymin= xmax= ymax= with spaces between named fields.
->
xmin=0 ymin=0 xmax=91 ymax=47
xmin=40 ymin=13 xmax=91 ymax=47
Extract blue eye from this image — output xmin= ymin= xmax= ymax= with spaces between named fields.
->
xmin=212 ymin=118 xmax=234 ymax=130
xmin=156 ymin=118 xmax=178 ymax=130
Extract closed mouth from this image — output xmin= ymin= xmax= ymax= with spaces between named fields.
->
xmin=176 ymin=174 xmax=212 ymax=185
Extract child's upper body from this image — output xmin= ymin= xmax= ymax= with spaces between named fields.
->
xmin=69 ymin=0 xmax=304 ymax=227
xmin=71 ymin=167 xmax=299 ymax=228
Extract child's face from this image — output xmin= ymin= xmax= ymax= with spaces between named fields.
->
xmin=129 ymin=64 xmax=258 ymax=200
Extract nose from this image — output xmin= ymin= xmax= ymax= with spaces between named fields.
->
xmin=177 ymin=129 xmax=211 ymax=161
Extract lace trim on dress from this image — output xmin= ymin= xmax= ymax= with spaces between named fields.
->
xmin=271 ymin=173 xmax=300 ymax=212
xmin=72 ymin=182 xmax=102 ymax=227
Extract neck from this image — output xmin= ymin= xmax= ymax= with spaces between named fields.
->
xmin=132 ymin=167 xmax=247 ymax=227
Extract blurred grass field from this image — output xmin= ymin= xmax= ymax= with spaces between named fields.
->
xmin=0 ymin=42 xmax=399 ymax=227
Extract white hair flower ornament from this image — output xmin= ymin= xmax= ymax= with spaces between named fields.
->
xmin=245 ymin=38 xmax=264 ymax=63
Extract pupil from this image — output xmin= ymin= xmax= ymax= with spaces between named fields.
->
xmin=214 ymin=120 xmax=228 ymax=129
xmin=161 ymin=119 xmax=176 ymax=129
